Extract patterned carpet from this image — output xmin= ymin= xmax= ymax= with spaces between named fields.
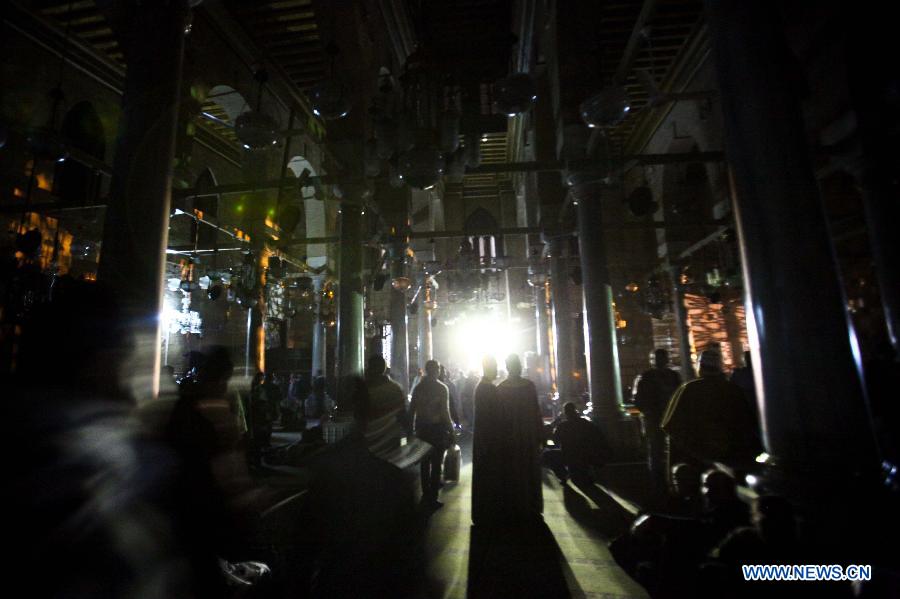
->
xmin=423 ymin=436 xmax=649 ymax=598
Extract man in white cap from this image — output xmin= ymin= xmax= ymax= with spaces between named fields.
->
xmin=661 ymin=349 xmax=760 ymax=475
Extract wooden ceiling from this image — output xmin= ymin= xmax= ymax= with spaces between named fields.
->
xmin=224 ymin=0 xmax=327 ymax=91
xmin=26 ymin=0 xmax=707 ymax=164
xmin=597 ymin=0 xmax=706 ymax=152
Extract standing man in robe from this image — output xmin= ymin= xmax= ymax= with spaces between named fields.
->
xmin=497 ymin=353 xmax=545 ymax=522
xmin=471 ymin=355 xmax=504 ymax=525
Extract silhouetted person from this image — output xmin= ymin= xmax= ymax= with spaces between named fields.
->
xmin=166 ymin=345 xmax=244 ymax=596
xmin=667 ymin=462 xmax=703 ymax=516
xmin=497 ymin=353 xmax=545 ymax=521
xmin=662 ymin=350 xmax=761 ymax=473
xmin=461 ymin=370 xmax=479 ymax=429
xmin=281 ymin=373 xmax=306 ymax=430
xmin=701 ymin=495 xmax=801 ymax=599
xmin=635 ymin=349 xmax=682 ymax=483
xmin=410 ymin=359 xmax=455 ymax=508
xmin=542 ymin=402 xmax=610 ymax=485
xmin=472 ymin=355 xmax=504 ymax=525
xmin=305 ymin=375 xmax=334 ymax=419
xmin=7 ymin=279 xmax=197 ymax=596
xmin=439 ymin=363 xmax=461 ymax=426
xmin=729 ymin=350 xmax=757 ymax=417
xmin=302 ymin=375 xmax=420 ymax=597
xmin=365 ymin=354 xmax=409 ymax=456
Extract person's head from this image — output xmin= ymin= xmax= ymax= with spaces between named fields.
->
xmin=482 ymin=355 xmax=498 ymax=381
xmin=563 ymin=402 xmax=580 ymax=420
xmin=653 ymin=349 xmax=669 ymax=369
xmin=701 ymin=469 xmax=737 ymax=508
xmin=425 ymin=360 xmax=440 ymax=378
xmin=439 ymin=364 xmax=447 ymax=380
xmin=753 ymin=495 xmax=796 ymax=545
xmin=671 ymin=462 xmax=701 ymax=499
xmin=367 ymin=354 xmax=387 ymax=377
xmin=506 ymin=354 xmax=522 ymax=378
xmin=197 ymin=345 xmax=234 ymax=395
xmin=698 ymin=350 xmax=723 ymax=377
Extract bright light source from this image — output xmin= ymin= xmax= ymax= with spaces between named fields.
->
xmin=451 ymin=312 xmax=522 ymax=373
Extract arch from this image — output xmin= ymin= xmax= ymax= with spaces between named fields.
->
xmin=205 ymin=85 xmax=251 ymax=122
xmin=287 ymin=155 xmax=325 ymax=269
xmin=55 ymin=101 xmax=105 ymax=205
xmin=464 ymin=206 xmax=498 ymax=231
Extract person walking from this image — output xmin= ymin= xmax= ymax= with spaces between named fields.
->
xmin=410 ymin=360 xmax=455 ymax=509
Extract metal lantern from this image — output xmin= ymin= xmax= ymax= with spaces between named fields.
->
xmin=234 ymin=111 xmax=279 ymax=149
xmin=439 ymin=110 xmax=461 ymax=153
xmin=364 ymin=138 xmax=381 ymax=177
xmin=397 ymin=145 xmax=444 ymax=190
xmin=580 ymin=86 xmax=631 ymax=128
xmin=308 ymin=79 xmax=350 ymax=120
xmin=492 ymin=73 xmax=538 ymax=116
xmin=375 ymin=115 xmax=398 ymax=159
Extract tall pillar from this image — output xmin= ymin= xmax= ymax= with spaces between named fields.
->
xmin=337 ymin=202 xmax=364 ymax=379
xmin=249 ymin=249 xmax=267 ymax=376
xmin=418 ymin=278 xmax=434 ymax=366
xmin=706 ymin=0 xmax=877 ymax=475
xmin=845 ymin=13 xmax=900 ymax=357
xmin=670 ymin=264 xmax=695 ymax=380
xmin=573 ymin=183 xmax=624 ymax=425
xmin=390 ymin=287 xmax=410 ymax=394
xmin=533 ymin=280 xmax=553 ymax=393
xmin=311 ymin=275 xmax=327 ymax=379
xmin=549 ymin=236 xmax=577 ymax=402
xmin=97 ymin=0 xmax=189 ymax=401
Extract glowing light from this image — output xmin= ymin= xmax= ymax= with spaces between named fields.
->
xmin=452 ymin=312 xmax=522 ymax=373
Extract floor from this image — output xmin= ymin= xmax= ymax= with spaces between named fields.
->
xmin=423 ymin=435 xmax=649 ymax=599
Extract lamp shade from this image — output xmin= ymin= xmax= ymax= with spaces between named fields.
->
xmin=397 ymin=145 xmax=444 ymax=190
xmin=308 ymin=79 xmax=350 ymax=120
xmin=580 ymin=86 xmax=631 ymax=128
xmin=234 ymin=111 xmax=279 ymax=149
xmin=492 ymin=73 xmax=537 ymax=116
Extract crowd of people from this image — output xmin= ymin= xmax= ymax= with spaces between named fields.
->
xmin=13 ymin=279 xmax=870 ymax=597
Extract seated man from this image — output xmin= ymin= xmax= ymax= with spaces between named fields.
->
xmin=542 ymin=402 xmax=610 ymax=484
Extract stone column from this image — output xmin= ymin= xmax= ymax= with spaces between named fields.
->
xmin=706 ymin=0 xmax=877 ymax=474
xmin=573 ymin=183 xmax=624 ymax=426
xmin=97 ymin=0 xmax=189 ymax=401
xmin=337 ymin=202 xmax=364 ymax=378
xmin=549 ymin=236 xmax=577 ymax=402
xmin=419 ymin=279 xmax=434 ymax=365
xmin=390 ymin=287 xmax=410 ymax=395
xmin=311 ymin=275 xmax=327 ymax=379
xmin=533 ymin=279 xmax=553 ymax=393
xmin=845 ymin=13 xmax=900 ymax=357
xmin=670 ymin=264 xmax=695 ymax=380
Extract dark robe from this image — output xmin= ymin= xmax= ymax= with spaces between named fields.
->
xmin=496 ymin=376 xmax=544 ymax=520
xmin=471 ymin=378 xmax=504 ymax=525
xmin=661 ymin=374 xmax=761 ymax=469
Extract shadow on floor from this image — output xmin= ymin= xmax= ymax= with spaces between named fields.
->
xmin=563 ymin=478 xmax=635 ymax=540
xmin=466 ymin=520 xmax=578 ymax=598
